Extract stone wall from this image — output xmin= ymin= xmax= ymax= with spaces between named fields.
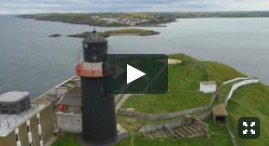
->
xmin=139 ymin=119 xmax=186 ymax=134
xmin=196 ymin=112 xmax=212 ymax=120
xmin=118 ymin=106 xmax=210 ymax=121
xmin=56 ymin=112 xmax=81 ymax=133
xmin=226 ymin=124 xmax=238 ymax=146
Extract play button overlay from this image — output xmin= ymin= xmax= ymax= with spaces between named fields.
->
xmin=127 ymin=64 xmax=146 ymax=84
xmin=103 ymin=54 xmax=168 ymax=94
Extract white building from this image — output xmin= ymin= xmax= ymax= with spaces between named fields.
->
xmin=199 ymin=81 xmax=217 ymax=93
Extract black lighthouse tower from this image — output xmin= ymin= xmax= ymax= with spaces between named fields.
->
xmin=75 ymin=30 xmax=117 ymax=144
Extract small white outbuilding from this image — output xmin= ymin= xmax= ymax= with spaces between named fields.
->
xmin=199 ymin=81 xmax=217 ymax=93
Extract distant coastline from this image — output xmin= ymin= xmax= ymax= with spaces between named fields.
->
xmin=18 ymin=11 xmax=269 ymax=27
xmin=19 ymin=13 xmax=176 ymax=27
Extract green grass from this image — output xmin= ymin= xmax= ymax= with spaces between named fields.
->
xmin=67 ymin=29 xmax=159 ymax=38
xmin=168 ymin=64 xmax=208 ymax=90
xmin=216 ymin=83 xmax=233 ymax=105
xmin=104 ymin=29 xmax=159 ymax=36
xmin=51 ymin=133 xmax=80 ymax=146
xmin=201 ymin=61 xmax=246 ymax=85
xmin=122 ymin=56 xmax=211 ymax=113
xmin=201 ymin=61 xmax=269 ymax=146
xmin=168 ymin=54 xmax=200 ymax=63
xmin=122 ymin=91 xmax=211 ymax=113
xmin=201 ymin=60 xmax=269 ymax=146
xmin=227 ymin=83 xmax=269 ymax=146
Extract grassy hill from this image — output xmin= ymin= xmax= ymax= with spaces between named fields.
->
xmin=52 ymin=54 xmax=269 ymax=146
xmin=122 ymin=54 xmax=245 ymax=114
xmin=227 ymin=83 xmax=269 ymax=146
xmin=123 ymin=54 xmax=211 ymax=113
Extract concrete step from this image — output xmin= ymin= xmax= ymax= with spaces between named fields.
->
xmin=142 ymin=118 xmax=209 ymax=139
xmin=160 ymin=131 xmax=169 ymax=138
xmin=191 ymin=124 xmax=201 ymax=131
xmin=186 ymin=125 xmax=198 ymax=134
xmin=177 ymin=128 xmax=189 ymax=137
xmin=174 ymin=129 xmax=185 ymax=138
xmin=163 ymin=127 xmax=174 ymax=137
xmin=181 ymin=126 xmax=193 ymax=136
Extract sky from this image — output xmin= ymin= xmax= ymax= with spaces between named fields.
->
xmin=0 ymin=0 xmax=269 ymax=14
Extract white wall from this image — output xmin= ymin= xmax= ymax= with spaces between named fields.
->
xmin=225 ymin=79 xmax=259 ymax=106
xmin=200 ymin=84 xmax=216 ymax=93
xmin=56 ymin=112 xmax=81 ymax=133
xmin=223 ymin=77 xmax=250 ymax=85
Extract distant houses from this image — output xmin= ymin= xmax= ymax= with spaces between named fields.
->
xmin=101 ymin=17 xmax=150 ymax=26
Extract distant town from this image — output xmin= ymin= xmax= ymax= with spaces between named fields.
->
xmin=88 ymin=14 xmax=171 ymax=27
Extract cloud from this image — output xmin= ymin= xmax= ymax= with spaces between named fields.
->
xmin=0 ymin=0 xmax=268 ymax=14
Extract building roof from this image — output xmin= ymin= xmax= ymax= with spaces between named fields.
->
xmin=213 ymin=104 xmax=228 ymax=116
xmin=200 ymin=81 xmax=217 ymax=85
xmin=82 ymin=30 xmax=107 ymax=44
xmin=0 ymin=91 xmax=29 ymax=103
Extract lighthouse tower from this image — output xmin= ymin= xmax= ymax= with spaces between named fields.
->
xmin=75 ymin=30 xmax=117 ymax=144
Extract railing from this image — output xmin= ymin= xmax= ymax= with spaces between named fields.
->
xmin=0 ymin=104 xmax=39 ymax=128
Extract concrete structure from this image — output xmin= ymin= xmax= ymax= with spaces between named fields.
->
xmin=199 ymin=81 xmax=217 ymax=93
xmin=56 ymin=85 xmax=129 ymax=144
xmin=0 ymin=91 xmax=55 ymax=146
xmin=0 ymin=92 xmax=31 ymax=115
xmin=56 ymin=111 xmax=82 ymax=133
xmin=56 ymin=87 xmax=82 ymax=133
xmin=58 ymin=94 xmax=81 ymax=114
xmin=0 ymin=76 xmax=81 ymax=146
xmin=212 ymin=104 xmax=228 ymax=123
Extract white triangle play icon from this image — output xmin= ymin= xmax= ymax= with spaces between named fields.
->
xmin=127 ymin=64 xmax=146 ymax=84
